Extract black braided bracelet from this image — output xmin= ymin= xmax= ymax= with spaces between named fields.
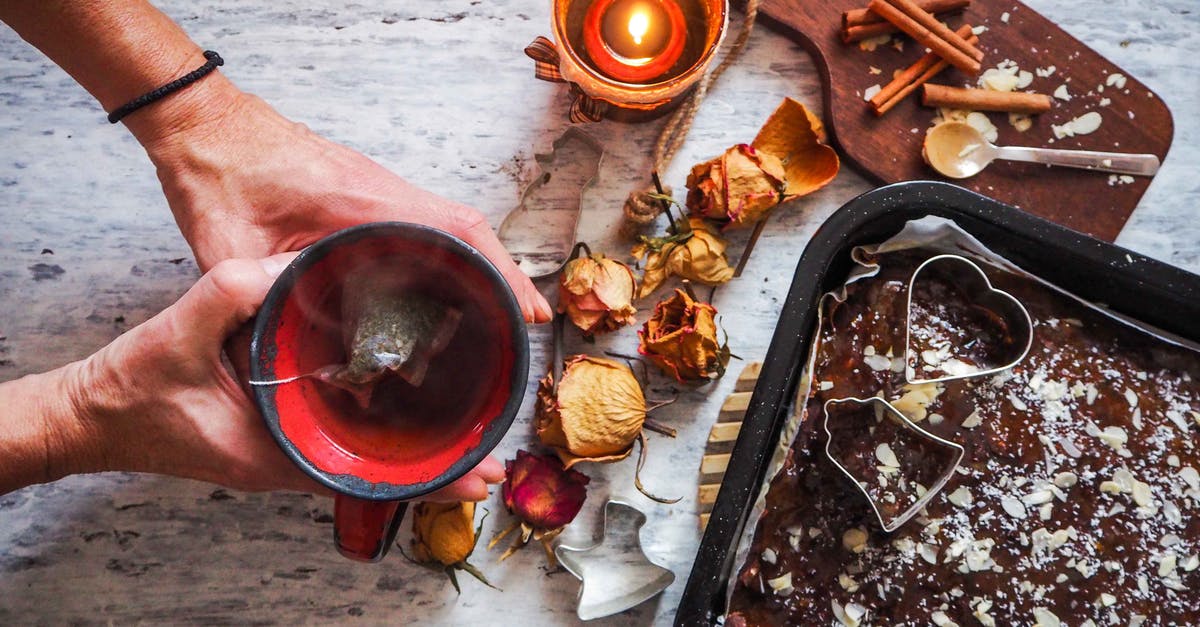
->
xmin=107 ymin=50 xmax=224 ymax=124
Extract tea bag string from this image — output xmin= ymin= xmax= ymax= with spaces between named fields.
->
xmin=247 ymin=374 xmax=310 ymax=386
xmin=624 ymin=0 xmax=760 ymax=230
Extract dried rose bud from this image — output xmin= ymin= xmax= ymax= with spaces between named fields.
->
xmin=558 ymin=253 xmax=637 ymax=336
xmin=633 ymin=217 xmax=735 ymax=299
xmin=686 ymin=144 xmax=786 ymax=228
xmin=639 ymin=288 xmax=730 ymax=382
xmin=502 ymin=449 xmax=589 ymax=533
xmin=412 ymin=501 xmax=477 ymax=566
xmin=410 ymin=501 xmax=494 ymax=592
xmin=536 ymin=355 xmax=647 ymax=468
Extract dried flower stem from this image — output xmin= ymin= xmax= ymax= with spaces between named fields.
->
xmin=551 ymin=312 xmax=566 ymax=394
xmin=487 ymin=519 xmax=522 ymax=552
xmin=634 ymin=433 xmax=682 ymax=504
xmin=734 ymin=216 xmax=770 ymax=277
xmin=651 ymin=171 xmax=684 ymax=236
xmin=645 ymin=396 xmax=679 ymax=412
xmin=643 ymin=417 xmax=678 ymax=438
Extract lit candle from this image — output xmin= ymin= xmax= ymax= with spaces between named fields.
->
xmin=582 ymin=0 xmax=687 ymax=84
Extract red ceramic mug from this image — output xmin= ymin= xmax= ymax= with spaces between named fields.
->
xmin=250 ymin=222 xmax=529 ymax=562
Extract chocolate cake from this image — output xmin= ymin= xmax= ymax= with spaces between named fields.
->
xmin=726 ymin=250 xmax=1200 ymax=626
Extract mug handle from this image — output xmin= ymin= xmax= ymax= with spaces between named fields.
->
xmin=333 ymin=494 xmax=408 ymax=562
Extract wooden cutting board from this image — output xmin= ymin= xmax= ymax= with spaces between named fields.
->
xmin=758 ymin=0 xmax=1174 ymax=241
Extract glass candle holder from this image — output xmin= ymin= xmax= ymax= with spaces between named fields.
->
xmin=544 ymin=0 xmax=728 ymax=121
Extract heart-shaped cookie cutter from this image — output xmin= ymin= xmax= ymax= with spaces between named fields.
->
xmin=822 ymin=397 xmax=966 ymax=533
xmin=904 ymin=254 xmax=1033 ymax=385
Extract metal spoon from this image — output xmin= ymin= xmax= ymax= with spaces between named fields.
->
xmin=923 ymin=121 xmax=1161 ymax=179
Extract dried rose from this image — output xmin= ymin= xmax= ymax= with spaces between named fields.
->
xmin=685 ymin=98 xmax=839 ymax=228
xmin=686 ymin=143 xmax=786 ymax=228
xmin=502 ymin=450 xmax=589 ymax=531
xmin=410 ymin=501 xmax=494 ymax=592
xmin=638 ymin=288 xmax=730 ymax=382
xmin=558 ymin=253 xmax=637 ymax=337
xmin=632 ymin=217 xmax=735 ymax=299
xmin=536 ymin=355 xmax=647 ymax=468
xmin=412 ymin=501 xmax=477 ymax=566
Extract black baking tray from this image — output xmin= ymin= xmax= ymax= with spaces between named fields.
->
xmin=675 ymin=180 xmax=1200 ymax=625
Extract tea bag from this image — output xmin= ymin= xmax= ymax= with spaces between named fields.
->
xmin=315 ymin=272 xmax=463 ymax=409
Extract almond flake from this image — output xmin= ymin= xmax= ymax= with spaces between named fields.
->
xmin=1053 ymin=472 xmax=1078 ymax=488
xmin=1097 ymin=425 xmax=1128 ymax=449
xmin=1022 ymin=489 xmax=1054 ymax=506
xmin=767 ymin=572 xmax=793 ymax=595
xmin=1001 ymin=497 xmax=1027 ymax=518
xmin=919 ymin=543 xmax=940 ymax=564
xmin=876 ymin=443 xmax=901 ymax=468
xmin=948 ymin=486 xmax=973 ymax=508
xmin=1159 ymin=553 xmax=1177 ymax=577
xmin=842 ymin=527 xmax=868 ymax=553
xmin=1032 ymin=607 xmax=1061 ymax=627
xmin=1123 ymin=388 xmax=1138 ymax=407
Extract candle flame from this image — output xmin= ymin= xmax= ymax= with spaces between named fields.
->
xmin=627 ymin=10 xmax=650 ymax=46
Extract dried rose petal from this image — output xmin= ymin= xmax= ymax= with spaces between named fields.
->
xmin=502 ymin=450 xmax=589 ymax=532
xmin=633 ymin=217 xmax=734 ymax=299
xmin=558 ymin=253 xmax=637 ymax=336
xmin=751 ymin=97 xmax=839 ymax=201
xmin=638 ymin=288 xmax=729 ymax=382
xmin=536 ymin=355 xmax=647 ymax=468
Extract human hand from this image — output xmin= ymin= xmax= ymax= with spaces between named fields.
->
xmin=44 ymin=253 xmax=503 ymax=499
xmin=132 ymin=79 xmax=552 ymax=324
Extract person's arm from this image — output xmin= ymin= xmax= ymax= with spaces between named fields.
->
xmin=0 ymin=365 xmax=98 ymax=495
xmin=0 ymin=1 xmax=238 ymax=147
xmin=0 ymin=0 xmax=551 ymax=322
xmin=0 ymin=255 xmax=505 ymax=498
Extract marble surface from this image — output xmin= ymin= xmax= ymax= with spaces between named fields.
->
xmin=0 ymin=0 xmax=1196 ymax=624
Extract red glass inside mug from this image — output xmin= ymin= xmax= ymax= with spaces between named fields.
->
xmin=251 ymin=223 xmax=529 ymax=562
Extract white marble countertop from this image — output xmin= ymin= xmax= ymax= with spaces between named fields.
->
xmin=1 ymin=0 xmax=1196 ymax=624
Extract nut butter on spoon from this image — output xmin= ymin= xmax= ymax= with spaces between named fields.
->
xmin=922 ymin=121 xmax=1161 ymax=179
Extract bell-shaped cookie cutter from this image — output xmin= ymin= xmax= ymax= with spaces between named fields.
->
xmin=904 ymin=254 xmax=1034 ymax=385
xmin=554 ymin=499 xmax=675 ymax=620
xmin=822 ymin=397 xmax=966 ymax=533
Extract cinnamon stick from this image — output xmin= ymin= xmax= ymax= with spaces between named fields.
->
xmin=843 ymin=0 xmax=969 ymax=28
xmin=887 ymin=0 xmax=984 ymax=61
xmin=842 ymin=21 xmax=899 ymax=44
xmin=921 ymin=84 xmax=1054 ymax=114
xmin=870 ymin=24 xmax=976 ymax=115
xmin=867 ymin=0 xmax=981 ymax=75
